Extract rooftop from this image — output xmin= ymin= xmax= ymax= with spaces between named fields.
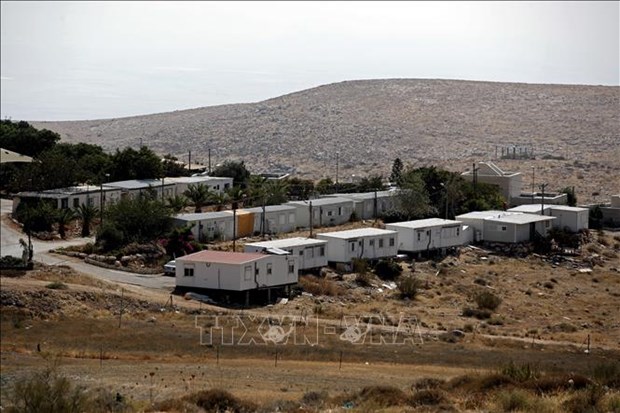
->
xmin=242 ymin=205 xmax=297 ymax=213
xmin=178 ymin=250 xmax=266 ymax=264
xmin=18 ymin=184 xmax=117 ymax=198
xmin=316 ymin=227 xmax=397 ymax=239
xmin=175 ymin=211 xmax=233 ymax=221
xmin=164 ymin=176 xmax=232 ymax=184
xmin=324 ymin=190 xmax=398 ymax=201
xmin=245 ymin=237 xmax=327 ymax=249
xmin=507 ymin=205 xmax=550 ymax=214
xmin=287 ymin=197 xmax=354 ymax=207
xmin=105 ymin=179 xmax=174 ymax=190
xmin=456 ymin=210 xmax=518 ymax=220
xmin=487 ymin=213 xmax=556 ymax=225
xmin=386 ymin=218 xmax=463 ymax=229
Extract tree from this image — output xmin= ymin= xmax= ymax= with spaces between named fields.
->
xmin=225 ymin=185 xmax=248 ymax=208
xmin=162 ymin=154 xmax=190 ymax=177
xmin=390 ymin=158 xmax=404 ymax=185
xmin=109 ymin=146 xmax=163 ymax=181
xmin=395 ymin=169 xmax=436 ymax=220
xmin=56 ymin=209 xmax=75 ymax=239
xmin=263 ymin=179 xmax=289 ymax=206
xmin=561 ymin=186 xmax=577 ymax=207
xmin=167 ymin=195 xmax=189 ymax=213
xmin=286 ymin=177 xmax=314 ymax=200
xmin=315 ymin=178 xmax=334 ymax=194
xmin=211 ymin=160 xmax=251 ymax=187
xmin=357 ymin=174 xmax=385 ymax=192
xmin=183 ymin=184 xmax=212 ymax=213
xmin=209 ymin=191 xmax=230 ymax=211
xmin=0 ymin=119 xmax=60 ymax=157
xmin=74 ymin=204 xmax=98 ymax=237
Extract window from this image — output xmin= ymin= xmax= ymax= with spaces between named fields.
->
xmin=457 ymin=227 xmax=460 ymax=236
xmin=417 ymin=231 xmax=421 ymax=242
xmin=379 ymin=238 xmax=384 ymax=248
xmin=545 ymin=221 xmax=550 ymax=228
xmin=338 ymin=206 xmax=342 ymax=215
xmin=501 ymin=226 xmax=507 ymax=231
xmin=267 ymin=263 xmax=272 ymax=275
xmin=224 ymin=183 xmax=230 ymax=189
xmin=299 ymin=250 xmax=304 ymax=256
xmin=279 ymin=214 xmax=286 ymax=225
xmin=61 ymin=198 xmax=69 ymax=209
xmin=255 ymin=267 xmax=260 ymax=276
xmin=327 ymin=210 xmax=333 ymax=217
xmin=319 ymin=246 xmax=325 ymax=256
xmin=88 ymin=197 xmax=95 ymax=207
xmin=369 ymin=239 xmax=375 ymax=247
xmin=244 ymin=266 xmax=252 ymax=281
xmin=349 ymin=241 xmax=356 ymax=252
xmin=389 ymin=237 xmax=395 ymax=247
xmin=73 ymin=198 xmax=80 ymax=208
xmin=288 ymin=260 xmax=295 ymax=274
xmin=215 ymin=185 xmax=220 ymax=190
xmin=306 ymin=247 xmax=314 ymax=258
xmin=184 ymin=267 xmax=194 ymax=277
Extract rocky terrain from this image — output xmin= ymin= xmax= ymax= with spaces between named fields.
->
xmin=31 ymin=79 xmax=619 ymax=203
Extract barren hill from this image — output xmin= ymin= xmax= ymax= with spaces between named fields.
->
xmin=31 ymin=79 xmax=619 ymax=201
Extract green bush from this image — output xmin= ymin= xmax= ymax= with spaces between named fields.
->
xmin=592 ymin=361 xmax=620 ymax=388
xmin=397 ymin=276 xmax=423 ymax=299
xmin=15 ymin=201 xmax=58 ymax=233
xmin=374 ymin=259 xmax=402 ymax=280
xmin=462 ymin=307 xmax=492 ymax=319
xmin=495 ymin=389 xmax=533 ymax=412
xmin=475 ymin=291 xmax=502 ymax=311
xmin=500 ymin=361 xmax=540 ymax=382
xmin=0 ymin=255 xmax=27 ymax=268
xmin=96 ymin=223 xmax=125 ymax=252
xmin=351 ymin=257 xmax=369 ymax=274
xmin=46 ymin=281 xmax=68 ymax=290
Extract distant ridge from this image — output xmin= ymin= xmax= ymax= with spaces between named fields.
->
xmin=31 ymin=78 xmax=619 ymax=180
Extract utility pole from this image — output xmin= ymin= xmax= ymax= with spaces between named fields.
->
xmin=335 ymin=152 xmax=339 ymax=186
xmin=472 ymin=163 xmax=479 ymax=198
xmin=540 ymin=183 xmax=548 ymax=215
xmin=188 ymin=150 xmax=192 ymax=172
xmin=232 ymin=200 xmax=238 ymax=251
xmin=374 ymin=190 xmax=378 ymax=222
xmin=261 ymin=197 xmax=266 ymax=239
xmin=531 ymin=166 xmax=535 ymax=204
xmin=308 ymin=201 xmax=313 ymax=238
xmin=208 ymin=149 xmax=211 ymax=175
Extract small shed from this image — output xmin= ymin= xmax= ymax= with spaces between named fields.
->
xmin=244 ymin=237 xmax=328 ymax=270
xmin=385 ymin=218 xmax=464 ymax=253
xmin=316 ymin=228 xmax=398 ymax=263
xmin=242 ymin=205 xmax=297 ymax=235
xmin=286 ymin=197 xmax=355 ymax=228
xmin=176 ymin=250 xmax=299 ymax=304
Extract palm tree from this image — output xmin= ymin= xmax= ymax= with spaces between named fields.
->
xmin=210 ymin=192 xmax=230 ymax=211
xmin=183 ymin=184 xmax=212 ymax=213
xmin=225 ymin=186 xmax=248 ymax=208
xmin=75 ymin=204 xmax=98 ymax=237
xmin=56 ymin=208 xmax=75 ymax=239
xmin=264 ymin=179 xmax=290 ymax=205
xmin=167 ymin=195 xmax=189 ymax=213
xmin=247 ymin=175 xmax=267 ymax=207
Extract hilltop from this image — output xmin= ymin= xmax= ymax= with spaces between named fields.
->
xmin=31 ymin=79 xmax=620 ymax=202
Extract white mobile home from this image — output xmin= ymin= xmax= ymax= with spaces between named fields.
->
xmin=455 ymin=211 xmax=518 ymax=242
xmin=13 ymin=185 xmax=122 ymax=213
xmin=104 ymin=179 xmax=176 ymax=200
xmin=286 ymin=197 xmax=355 ymax=228
xmin=325 ymin=190 xmax=398 ymax=220
xmin=244 ymin=237 xmax=328 ymax=270
xmin=165 ymin=176 xmax=233 ymax=196
xmin=176 ymin=250 xmax=298 ymax=292
xmin=173 ymin=211 xmax=234 ymax=242
xmin=242 ymin=205 xmax=297 ymax=235
xmin=385 ymin=218 xmax=464 ymax=254
xmin=456 ymin=211 xmax=555 ymax=243
xmin=316 ymin=228 xmax=398 ymax=263
xmin=507 ymin=204 xmax=589 ymax=233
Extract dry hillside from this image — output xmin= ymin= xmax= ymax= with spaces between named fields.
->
xmin=31 ymin=79 xmax=620 ymax=202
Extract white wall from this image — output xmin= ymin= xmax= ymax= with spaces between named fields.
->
xmin=386 ymin=224 xmax=463 ymax=253
xmin=244 ymin=242 xmax=327 ymax=270
xmin=317 ymin=233 xmax=398 ymax=262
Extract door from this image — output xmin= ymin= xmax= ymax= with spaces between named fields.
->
xmin=529 ymin=222 xmax=536 ymax=241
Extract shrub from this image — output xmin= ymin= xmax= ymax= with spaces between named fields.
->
xmin=300 ymin=390 xmax=328 ymax=408
xmin=409 ymin=389 xmax=447 ymax=406
xmin=462 ymin=307 xmax=492 ymax=319
xmin=7 ymin=363 xmax=90 ymax=413
xmin=299 ymin=275 xmax=343 ymax=296
xmin=355 ymin=272 xmax=372 ymax=287
xmin=352 ymin=258 xmax=369 ymax=275
xmin=46 ymin=281 xmax=68 ymax=290
xmin=374 ymin=259 xmax=402 ymax=280
xmin=412 ymin=377 xmax=446 ymax=390
xmin=592 ymin=361 xmax=620 ymax=388
xmin=190 ymin=389 xmax=256 ymax=413
xmin=397 ymin=276 xmax=423 ymax=299
xmin=495 ymin=389 xmax=533 ymax=412
xmin=0 ymin=255 xmax=27 ymax=268
xmin=96 ymin=223 xmax=125 ymax=252
xmin=475 ymin=291 xmax=502 ymax=311
xmin=15 ymin=200 xmax=58 ymax=233
xmin=500 ymin=361 xmax=540 ymax=382
xmin=563 ymin=385 xmax=605 ymax=413
xmin=357 ymin=385 xmax=407 ymax=407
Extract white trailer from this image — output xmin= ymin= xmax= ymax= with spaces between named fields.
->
xmin=385 ymin=218 xmax=464 ymax=253
xmin=244 ymin=237 xmax=328 ymax=270
xmin=316 ymin=228 xmax=398 ymax=263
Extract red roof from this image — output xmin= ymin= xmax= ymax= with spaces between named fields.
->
xmin=177 ymin=250 xmax=266 ymax=265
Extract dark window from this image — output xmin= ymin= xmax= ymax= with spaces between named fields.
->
xmin=61 ymin=198 xmax=69 ymax=209
xmin=389 ymin=237 xmax=395 ymax=247
xmin=73 ymin=198 xmax=80 ymax=208
xmin=379 ymin=238 xmax=384 ymax=248
xmin=184 ymin=267 xmax=194 ymax=277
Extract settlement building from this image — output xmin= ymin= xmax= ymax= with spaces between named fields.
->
xmin=385 ymin=218 xmax=464 ymax=254
xmin=461 ymin=161 xmax=522 ymax=203
xmin=13 ymin=185 xmax=121 ymax=214
xmin=324 ymin=190 xmax=398 ymax=220
xmin=456 ymin=211 xmax=555 ymax=243
xmin=104 ymin=179 xmax=176 ymax=200
xmin=175 ymin=250 xmax=299 ymax=304
xmin=173 ymin=212 xmax=235 ymax=242
xmin=241 ymin=205 xmax=297 ymax=235
xmin=244 ymin=237 xmax=328 ymax=270
xmin=164 ymin=176 xmax=233 ymax=196
xmin=508 ymin=204 xmax=589 ymax=232
xmin=286 ymin=197 xmax=355 ymax=228
xmin=316 ymin=228 xmax=398 ymax=263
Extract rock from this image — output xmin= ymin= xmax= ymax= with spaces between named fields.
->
xmin=114 ymin=260 xmax=122 ymax=267
xmin=451 ymin=329 xmax=465 ymax=337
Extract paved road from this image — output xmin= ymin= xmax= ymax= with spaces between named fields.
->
xmin=1 ymin=199 xmax=175 ymax=290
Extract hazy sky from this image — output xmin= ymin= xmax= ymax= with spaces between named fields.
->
xmin=1 ymin=1 xmax=618 ymax=121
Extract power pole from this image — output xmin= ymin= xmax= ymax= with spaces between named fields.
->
xmin=335 ymin=152 xmax=339 ymax=186
xmin=261 ymin=197 xmax=266 ymax=239
xmin=232 ymin=201 xmax=238 ymax=251
xmin=374 ymin=190 xmax=378 ymax=222
xmin=308 ymin=201 xmax=313 ymax=238
xmin=472 ymin=163 xmax=480 ymax=198
xmin=188 ymin=150 xmax=192 ymax=172
xmin=531 ymin=166 xmax=535 ymax=204
xmin=540 ymin=183 xmax=548 ymax=215
xmin=208 ymin=149 xmax=211 ymax=175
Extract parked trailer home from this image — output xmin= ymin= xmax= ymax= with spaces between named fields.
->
xmin=173 ymin=211 xmax=234 ymax=242
xmin=286 ymin=197 xmax=355 ymax=228
xmin=175 ymin=250 xmax=299 ymax=304
xmin=386 ymin=218 xmax=464 ymax=254
xmin=13 ymin=184 xmax=121 ymax=213
xmin=456 ymin=211 xmax=555 ymax=243
xmin=164 ymin=176 xmax=233 ymax=196
xmin=242 ymin=205 xmax=297 ymax=235
xmin=316 ymin=228 xmax=398 ymax=263
xmin=507 ymin=204 xmax=589 ymax=232
xmin=104 ymin=179 xmax=175 ymax=200
xmin=244 ymin=237 xmax=328 ymax=270
xmin=324 ymin=190 xmax=398 ymax=220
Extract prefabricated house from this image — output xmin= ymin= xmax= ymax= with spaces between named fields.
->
xmin=104 ymin=179 xmax=176 ymax=200
xmin=164 ymin=176 xmax=233 ymax=196
xmin=241 ymin=205 xmax=297 ymax=235
xmin=508 ymin=204 xmax=589 ymax=232
xmin=456 ymin=211 xmax=555 ymax=243
xmin=385 ymin=218 xmax=464 ymax=254
xmin=461 ymin=161 xmax=522 ymax=203
xmin=286 ymin=197 xmax=355 ymax=228
xmin=13 ymin=185 xmax=122 ymax=214
xmin=173 ymin=211 xmax=235 ymax=242
xmin=175 ymin=250 xmax=299 ymax=304
xmin=324 ymin=190 xmax=398 ymax=220
xmin=244 ymin=237 xmax=328 ymax=270
xmin=600 ymin=195 xmax=620 ymax=227
xmin=316 ymin=228 xmax=398 ymax=263
xmin=510 ymin=192 xmax=568 ymax=207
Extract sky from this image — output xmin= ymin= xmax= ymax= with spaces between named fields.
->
xmin=1 ymin=1 xmax=618 ymax=121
